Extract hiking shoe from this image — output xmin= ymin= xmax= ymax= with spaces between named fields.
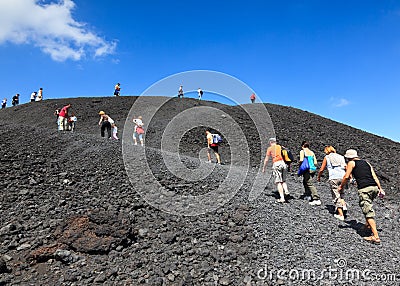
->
xmin=334 ymin=214 xmax=345 ymax=221
xmin=363 ymin=236 xmax=381 ymax=244
xmin=304 ymin=196 xmax=312 ymax=201
xmin=206 ymin=160 xmax=211 ymax=163
xmin=309 ymin=200 xmax=321 ymax=206
xmin=276 ymin=198 xmax=285 ymax=203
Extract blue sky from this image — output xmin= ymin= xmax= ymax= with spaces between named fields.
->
xmin=0 ymin=0 xmax=399 ymax=142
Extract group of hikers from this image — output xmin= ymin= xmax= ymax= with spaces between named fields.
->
xmin=54 ymin=104 xmax=77 ymax=132
xmin=1 ymin=88 xmax=43 ymax=109
xmin=2 ymin=87 xmax=384 ymax=244
xmin=262 ymin=138 xmax=385 ymax=244
xmin=98 ymin=110 xmax=145 ymax=144
xmin=177 ymin=86 xmax=257 ymax=103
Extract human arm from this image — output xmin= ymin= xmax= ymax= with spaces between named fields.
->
xmin=317 ymin=157 xmax=327 ymax=182
xmin=262 ymin=148 xmax=271 ymax=173
xmin=299 ymin=149 xmax=305 ymax=162
xmin=98 ymin=116 xmax=103 ymax=125
xmin=262 ymin=154 xmax=269 ymax=173
xmin=367 ymin=162 xmax=383 ymax=193
xmin=338 ymin=161 xmax=355 ymax=191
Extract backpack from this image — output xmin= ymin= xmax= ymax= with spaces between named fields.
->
xmin=281 ymin=147 xmax=294 ymax=164
xmin=307 ymin=155 xmax=317 ymax=172
xmin=212 ymin=134 xmax=222 ymax=144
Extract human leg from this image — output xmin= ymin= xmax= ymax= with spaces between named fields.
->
xmin=330 ymin=179 xmax=344 ymax=217
xmin=139 ymin=134 xmax=144 ymax=146
xmin=307 ymin=172 xmax=320 ymax=200
xmin=276 ymin=183 xmax=285 ymax=202
xmin=302 ymin=171 xmax=311 ymax=197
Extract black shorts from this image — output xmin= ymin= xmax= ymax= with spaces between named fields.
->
xmin=208 ymin=145 xmax=219 ymax=153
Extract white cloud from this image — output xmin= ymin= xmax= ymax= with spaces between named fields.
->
xmin=330 ymin=97 xmax=350 ymax=108
xmin=0 ymin=0 xmax=116 ymax=61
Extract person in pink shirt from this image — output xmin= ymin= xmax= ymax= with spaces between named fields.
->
xmin=250 ymin=93 xmax=256 ymax=103
xmin=58 ymin=104 xmax=71 ymax=131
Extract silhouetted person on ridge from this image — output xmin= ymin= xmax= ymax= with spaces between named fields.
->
xmin=12 ymin=94 xmax=19 ymax=106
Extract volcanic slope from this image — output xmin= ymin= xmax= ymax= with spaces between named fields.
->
xmin=0 ymin=96 xmax=399 ymax=285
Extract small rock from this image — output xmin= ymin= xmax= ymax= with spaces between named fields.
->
xmin=17 ymin=243 xmax=31 ymax=251
xmin=138 ymin=228 xmax=148 ymax=237
xmin=220 ymin=277 xmax=230 ymax=285
xmin=167 ymin=273 xmax=175 ymax=281
xmin=2 ymin=255 xmax=12 ymax=262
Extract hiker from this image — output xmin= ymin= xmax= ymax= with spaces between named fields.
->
xmin=205 ymin=130 xmax=221 ymax=164
xmin=1 ymin=98 xmax=7 ymax=109
xmin=317 ymin=146 xmax=347 ymax=221
xmin=338 ymin=149 xmax=385 ymax=244
xmin=132 ymin=116 xmax=144 ymax=146
xmin=58 ymin=104 xmax=71 ymax=131
xmin=262 ymin=138 xmax=290 ymax=203
xmin=299 ymin=141 xmax=321 ymax=205
xmin=112 ymin=123 xmax=119 ymax=140
xmin=54 ymin=108 xmax=61 ymax=129
xmin=114 ymin=83 xmax=121 ymax=96
xmin=250 ymin=93 xmax=256 ymax=103
xmin=98 ymin=111 xmax=112 ymax=138
xmin=30 ymin=92 xmax=37 ymax=102
xmin=68 ymin=113 xmax=77 ymax=132
xmin=36 ymin=88 xmax=43 ymax=101
xmin=178 ymin=85 xmax=184 ymax=98
xmin=12 ymin=94 xmax=20 ymax=106
xmin=198 ymin=88 xmax=203 ymax=100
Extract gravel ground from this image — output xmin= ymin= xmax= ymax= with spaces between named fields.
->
xmin=0 ymin=96 xmax=398 ymax=285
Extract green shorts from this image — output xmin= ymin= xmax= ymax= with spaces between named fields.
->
xmin=358 ymin=186 xmax=379 ymax=219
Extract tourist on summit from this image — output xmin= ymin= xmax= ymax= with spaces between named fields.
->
xmin=338 ymin=149 xmax=385 ymax=244
xmin=1 ymin=98 xmax=7 ymax=109
xmin=317 ymin=146 xmax=347 ymax=221
xmin=58 ymin=104 xmax=71 ymax=131
xmin=205 ymin=130 xmax=222 ymax=164
xmin=114 ymin=83 xmax=121 ymax=96
xmin=262 ymin=138 xmax=290 ymax=203
xmin=132 ymin=116 xmax=144 ymax=146
xmin=198 ymin=88 xmax=203 ymax=100
xmin=178 ymin=85 xmax=184 ymax=98
xmin=30 ymin=92 xmax=37 ymax=102
xmin=250 ymin=93 xmax=256 ymax=103
xmin=36 ymin=88 xmax=43 ymax=101
xmin=112 ymin=123 xmax=119 ymax=140
xmin=99 ymin=111 xmax=112 ymax=138
xmin=68 ymin=113 xmax=77 ymax=132
xmin=12 ymin=94 xmax=20 ymax=106
xmin=299 ymin=141 xmax=321 ymax=205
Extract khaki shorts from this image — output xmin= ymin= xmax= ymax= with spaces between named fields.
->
xmin=272 ymin=161 xmax=287 ymax=183
xmin=329 ymin=179 xmax=345 ymax=209
xmin=358 ymin=186 xmax=379 ymax=219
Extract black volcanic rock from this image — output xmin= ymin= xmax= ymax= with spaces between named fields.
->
xmin=0 ymin=96 xmax=399 ymax=285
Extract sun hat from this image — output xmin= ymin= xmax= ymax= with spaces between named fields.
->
xmin=344 ymin=149 xmax=358 ymax=159
xmin=98 ymin=111 xmax=105 ymax=115
xmin=269 ymin=137 xmax=277 ymax=143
